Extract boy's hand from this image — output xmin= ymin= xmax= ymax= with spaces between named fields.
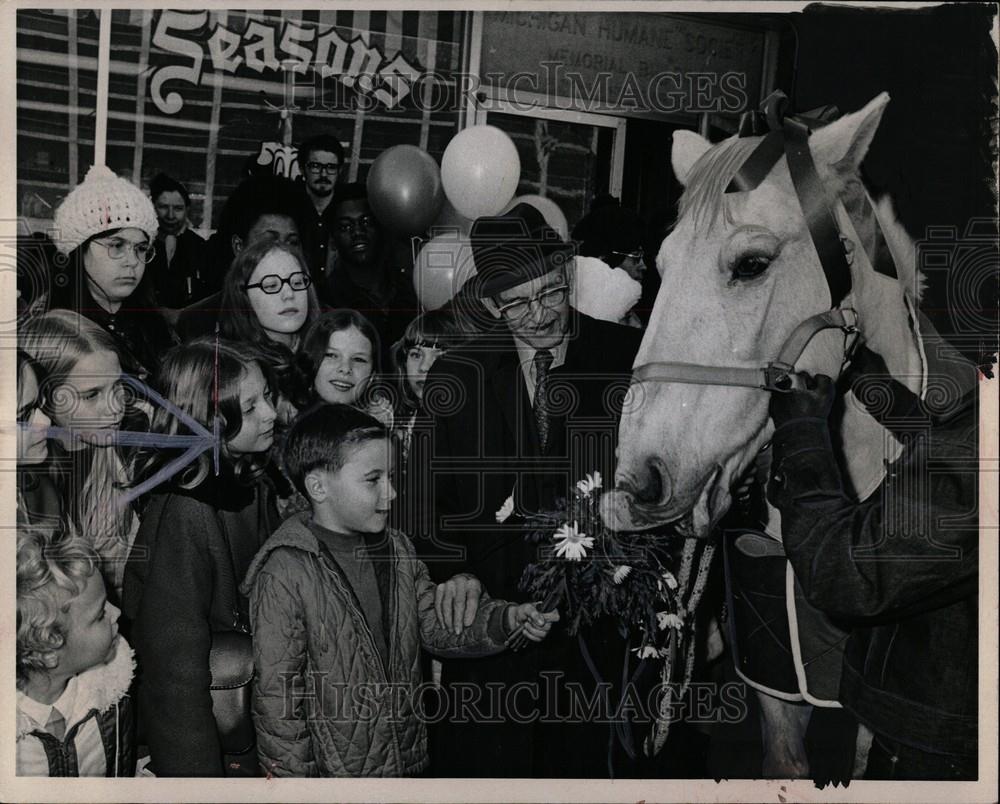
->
xmin=435 ymin=573 xmax=482 ymax=635
xmin=506 ymin=603 xmax=560 ymax=643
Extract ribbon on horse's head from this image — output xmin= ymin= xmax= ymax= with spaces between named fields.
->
xmin=630 ymin=91 xmax=900 ymax=393
xmin=724 ymin=90 xmax=898 ymax=309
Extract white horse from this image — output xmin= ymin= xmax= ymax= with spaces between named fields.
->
xmin=601 ymin=92 xmax=939 ymax=776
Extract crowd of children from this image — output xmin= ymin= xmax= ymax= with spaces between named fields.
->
xmin=14 ymin=159 xmax=565 ymax=778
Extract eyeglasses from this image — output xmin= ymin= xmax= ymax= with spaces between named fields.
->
xmin=495 ymin=284 xmax=569 ymax=321
xmin=245 ymin=271 xmax=312 ymax=294
xmin=305 ymin=161 xmax=339 ymax=176
xmin=336 ymin=215 xmax=377 ymax=234
xmin=602 ymin=248 xmax=644 ymax=268
xmin=90 ymin=238 xmax=156 ymax=264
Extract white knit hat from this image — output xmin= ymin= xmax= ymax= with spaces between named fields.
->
xmin=52 ymin=164 xmax=159 ymax=255
xmin=573 ymin=256 xmax=642 ymax=324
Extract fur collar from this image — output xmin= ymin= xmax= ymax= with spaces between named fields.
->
xmin=16 ymin=636 xmax=135 ymax=740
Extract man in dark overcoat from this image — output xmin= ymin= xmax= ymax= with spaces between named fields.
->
xmin=419 ymin=204 xmax=644 ymax=777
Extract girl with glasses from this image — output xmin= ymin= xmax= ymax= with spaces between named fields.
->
xmin=47 ymin=165 xmax=179 ymax=378
xmin=20 ymin=310 xmax=149 ymax=602
xmin=219 ymin=239 xmax=321 ymax=426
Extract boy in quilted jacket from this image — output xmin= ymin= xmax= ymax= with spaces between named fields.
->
xmin=243 ymin=404 xmax=557 ymax=777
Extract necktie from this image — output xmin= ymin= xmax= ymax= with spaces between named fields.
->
xmin=164 ymin=234 xmax=177 ymax=266
xmin=46 ymin=707 xmax=66 ymax=741
xmin=533 ymin=349 xmax=554 ymax=453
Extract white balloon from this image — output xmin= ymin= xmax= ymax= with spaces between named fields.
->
xmin=412 ymin=232 xmax=477 ymax=310
xmin=503 ymin=194 xmax=569 ymax=240
xmin=441 ymin=125 xmax=521 ymax=220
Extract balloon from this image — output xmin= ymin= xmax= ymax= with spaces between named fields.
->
xmin=440 ymin=125 xmax=521 ymax=220
xmin=503 ymin=194 xmax=569 ymax=241
xmin=366 ymin=145 xmax=444 ymax=235
xmin=412 ymin=232 xmax=477 ymax=310
xmin=431 ymin=197 xmax=474 ymax=237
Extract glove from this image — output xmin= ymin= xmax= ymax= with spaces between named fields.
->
xmin=840 ymin=343 xmax=925 ymax=428
xmin=768 ymin=372 xmax=836 ymax=427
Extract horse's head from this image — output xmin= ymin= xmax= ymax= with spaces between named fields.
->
xmin=604 ymin=93 xmax=896 ymax=537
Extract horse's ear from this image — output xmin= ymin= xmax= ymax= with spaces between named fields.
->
xmin=671 ymin=130 xmax=713 ymax=187
xmin=810 ymin=92 xmax=890 ymax=173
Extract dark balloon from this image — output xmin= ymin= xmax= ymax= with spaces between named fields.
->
xmin=366 ymin=145 xmax=445 ymax=235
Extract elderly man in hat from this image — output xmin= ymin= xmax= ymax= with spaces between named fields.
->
xmin=419 ymin=204 xmax=643 ymax=778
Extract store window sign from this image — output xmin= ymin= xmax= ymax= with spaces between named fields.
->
xmin=480 ymin=12 xmax=765 ymax=115
xmin=150 ymin=10 xmax=425 ymax=115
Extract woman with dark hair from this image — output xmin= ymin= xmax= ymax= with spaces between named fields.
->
xmin=219 ymin=239 xmax=321 ymax=424
xmin=387 ymin=310 xmax=465 ymax=538
xmin=390 ymin=310 xmax=465 ymax=461
xmin=47 ymin=164 xmax=179 ymax=379
xmin=122 ymin=337 xmax=280 ymax=777
xmin=298 ymin=308 xmax=385 ymax=412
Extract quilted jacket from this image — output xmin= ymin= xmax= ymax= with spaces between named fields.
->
xmin=242 ymin=514 xmax=513 ymax=777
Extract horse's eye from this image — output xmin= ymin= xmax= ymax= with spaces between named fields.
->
xmin=732 ymin=255 xmax=771 ymax=281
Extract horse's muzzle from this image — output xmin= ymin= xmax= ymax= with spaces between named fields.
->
xmin=601 ymin=456 xmax=676 ymax=531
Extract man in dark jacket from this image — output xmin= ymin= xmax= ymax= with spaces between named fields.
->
xmin=322 ymin=182 xmax=419 ymax=366
xmin=766 ymin=342 xmax=979 ymax=780
xmin=147 ymin=173 xmax=211 ymax=309
xmin=420 ymin=204 xmax=644 ymax=777
xmin=296 ymin=133 xmax=344 ymax=284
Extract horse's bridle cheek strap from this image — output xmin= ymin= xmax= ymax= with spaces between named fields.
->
xmin=631 ymin=308 xmax=859 ymax=393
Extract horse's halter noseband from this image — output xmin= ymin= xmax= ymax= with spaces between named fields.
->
xmin=633 ymin=91 xmax=899 ymax=393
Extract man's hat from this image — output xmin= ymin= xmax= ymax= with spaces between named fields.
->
xmin=470 ymin=203 xmax=574 ymax=298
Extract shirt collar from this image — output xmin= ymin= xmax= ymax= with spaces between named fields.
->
xmin=513 ymin=333 xmax=568 ymax=372
xmin=17 ymin=676 xmax=79 ymax=730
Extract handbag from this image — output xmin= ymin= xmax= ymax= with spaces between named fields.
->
xmin=209 ymin=512 xmax=257 ymax=763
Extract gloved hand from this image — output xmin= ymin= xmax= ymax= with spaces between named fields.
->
xmin=768 ymin=372 xmax=836 ymax=427
xmin=840 ymin=342 xmax=924 ymax=426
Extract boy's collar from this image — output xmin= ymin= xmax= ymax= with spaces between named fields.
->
xmin=17 ymin=637 xmax=134 ymax=740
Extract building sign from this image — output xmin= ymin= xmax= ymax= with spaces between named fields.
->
xmin=480 ymin=12 xmax=766 ymax=116
xmin=150 ymin=10 xmax=426 ymax=114
xmin=17 ymin=9 xmax=463 ymax=227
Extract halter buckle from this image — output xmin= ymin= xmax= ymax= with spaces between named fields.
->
xmin=762 ymin=361 xmax=796 ymax=393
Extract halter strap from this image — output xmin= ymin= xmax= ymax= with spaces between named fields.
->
xmin=632 ymin=308 xmax=859 ymax=393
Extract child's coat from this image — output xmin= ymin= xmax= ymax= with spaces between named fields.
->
xmin=242 ymin=513 xmax=511 ymax=777
xmin=16 ymin=636 xmax=136 ymax=777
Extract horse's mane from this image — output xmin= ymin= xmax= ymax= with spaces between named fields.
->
xmin=677 ymin=134 xmax=924 ymax=302
xmin=677 ymin=135 xmax=763 ymax=228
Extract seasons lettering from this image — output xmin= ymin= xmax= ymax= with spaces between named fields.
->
xmin=150 ymin=10 xmax=424 ymax=114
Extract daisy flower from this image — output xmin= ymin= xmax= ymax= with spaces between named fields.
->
xmin=553 ymin=521 xmax=594 ymax=561
xmin=575 ymin=471 xmax=603 ymax=498
xmin=657 ymin=611 xmax=684 ymax=631
xmin=661 ymin=571 xmax=679 ymax=591
xmin=633 ymin=644 xmax=660 ymax=660
xmin=495 ymin=494 xmax=514 ymax=524
xmin=612 ymin=565 xmax=632 ymax=584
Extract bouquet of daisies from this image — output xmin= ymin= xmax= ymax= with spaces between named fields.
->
xmin=518 ymin=471 xmax=687 ymax=659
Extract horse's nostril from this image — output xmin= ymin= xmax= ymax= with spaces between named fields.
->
xmin=637 ymin=456 xmax=673 ymax=506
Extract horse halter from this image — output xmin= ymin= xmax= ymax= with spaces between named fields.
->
xmin=632 ymin=91 xmax=897 ymax=393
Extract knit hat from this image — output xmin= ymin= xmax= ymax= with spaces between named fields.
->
xmin=53 ymin=165 xmax=159 ymax=255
